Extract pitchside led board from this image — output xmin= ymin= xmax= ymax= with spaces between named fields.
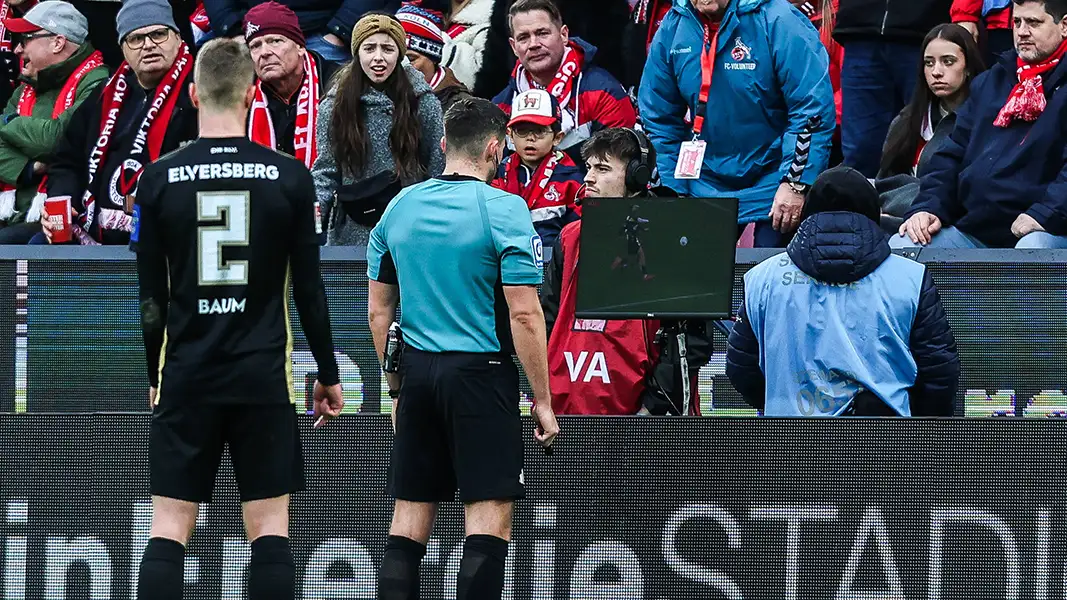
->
xmin=576 ymin=196 xmax=739 ymax=319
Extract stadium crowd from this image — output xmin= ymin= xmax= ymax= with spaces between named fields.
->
xmin=0 ymin=0 xmax=1062 ymax=415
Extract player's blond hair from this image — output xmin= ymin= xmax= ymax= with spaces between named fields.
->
xmin=193 ymin=38 xmax=255 ymax=112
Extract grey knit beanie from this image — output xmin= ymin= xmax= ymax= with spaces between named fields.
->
xmin=116 ymin=0 xmax=179 ymax=43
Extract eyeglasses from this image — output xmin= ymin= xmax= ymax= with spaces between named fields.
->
xmin=510 ymin=125 xmax=554 ymax=140
xmin=124 ymin=28 xmax=171 ymax=50
xmin=15 ymin=32 xmax=55 ymax=46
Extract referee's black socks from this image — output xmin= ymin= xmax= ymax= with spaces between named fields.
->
xmin=379 ymin=535 xmax=427 ymax=599
xmin=136 ymin=537 xmax=185 ymax=600
xmin=457 ymin=534 xmax=509 ymax=600
xmin=249 ymin=535 xmax=295 ymax=600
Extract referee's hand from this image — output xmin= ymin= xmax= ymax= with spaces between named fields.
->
xmin=532 ymin=403 xmax=559 ymax=449
xmin=313 ymin=381 xmax=344 ymax=427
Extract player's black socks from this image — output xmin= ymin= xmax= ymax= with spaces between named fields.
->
xmin=248 ymin=535 xmax=295 ymax=600
xmin=136 ymin=537 xmax=185 ymax=600
xmin=378 ymin=535 xmax=427 ymax=600
xmin=457 ymin=534 xmax=509 ymax=600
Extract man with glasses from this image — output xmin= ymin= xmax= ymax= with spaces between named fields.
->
xmin=0 ymin=0 xmax=40 ymax=107
xmin=0 ymin=1 xmax=107 ymax=243
xmin=42 ymin=0 xmax=197 ymax=245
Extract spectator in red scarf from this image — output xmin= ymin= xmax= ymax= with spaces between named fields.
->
xmin=493 ymin=0 xmax=636 ymax=167
xmin=953 ymin=0 xmax=1013 ymax=64
xmin=396 ymin=4 xmax=471 ymax=114
xmin=244 ymin=2 xmax=336 ymax=166
xmin=490 ymin=89 xmax=582 ymax=247
xmin=0 ymin=1 xmax=107 ymax=244
xmin=0 ymin=0 xmax=39 ymax=106
xmin=894 ymin=0 xmax=1067 ymax=249
xmin=43 ymin=0 xmax=198 ymax=245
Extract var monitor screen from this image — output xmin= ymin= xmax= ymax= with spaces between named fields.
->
xmin=575 ymin=196 xmax=738 ymax=319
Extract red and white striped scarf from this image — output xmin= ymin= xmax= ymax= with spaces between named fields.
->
xmin=0 ymin=50 xmax=104 ymax=222
xmin=248 ymin=51 xmax=320 ymax=168
xmin=513 ymin=42 xmax=583 ymax=133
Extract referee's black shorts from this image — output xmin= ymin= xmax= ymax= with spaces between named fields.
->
xmin=149 ymin=400 xmax=304 ymax=503
xmin=389 ymin=349 xmax=525 ymax=503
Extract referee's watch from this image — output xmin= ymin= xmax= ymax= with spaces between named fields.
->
xmin=388 ymin=389 xmax=401 ymax=399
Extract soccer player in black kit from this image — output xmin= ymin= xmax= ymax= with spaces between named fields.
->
xmin=612 ymin=204 xmax=652 ymax=280
xmin=129 ymin=39 xmax=344 ymax=600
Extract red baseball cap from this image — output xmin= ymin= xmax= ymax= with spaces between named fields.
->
xmin=508 ymin=89 xmax=562 ymax=128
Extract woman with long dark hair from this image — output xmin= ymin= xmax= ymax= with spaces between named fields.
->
xmin=311 ymin=14 xmax=445 ymax=414
xmin=877 ymin=23 xmax=985 ymax=232
xmin=313 ymin=13 xmax=445 ymax=247
xmin=880 ymin=23 xmax=985 ymax=178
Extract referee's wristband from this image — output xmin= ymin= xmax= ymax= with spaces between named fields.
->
xmin=388 ymin=389 xmax=400 ymax=399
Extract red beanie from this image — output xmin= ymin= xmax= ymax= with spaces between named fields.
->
xmin=243 ymin=1 xmax=305 ymax=47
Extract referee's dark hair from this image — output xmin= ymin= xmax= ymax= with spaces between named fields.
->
xmin=192 ymin=38 xmax=255 ymax=112
xmin=443 ymin=97 xmax=508 ymax=158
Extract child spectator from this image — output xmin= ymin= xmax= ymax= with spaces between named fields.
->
xmin=491 ymin=89 xmax=582 ymax=247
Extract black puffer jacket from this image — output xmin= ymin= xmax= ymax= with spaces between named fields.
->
xmin=726 ymin=211 xmax=961 ymax=416
xmin=834 ymin=0 xmax=952 ymax=43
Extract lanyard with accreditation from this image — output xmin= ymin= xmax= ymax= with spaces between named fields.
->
xmin=675 ymin=21 xmax=720 ymax=181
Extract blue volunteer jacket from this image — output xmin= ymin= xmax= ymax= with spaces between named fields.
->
xmin=909 ymin=52 xmax=1067 ymax=248
xmin=726 ymin=212 xmax=960 ymax=416
xmin=638 ymin=0 xmax=835 ymax=223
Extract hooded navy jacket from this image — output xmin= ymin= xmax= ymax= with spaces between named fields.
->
xmin=908 ymin=51 xmax=1067 ymax=248
xmin=727 ymin=212 xmax=960 ymax=416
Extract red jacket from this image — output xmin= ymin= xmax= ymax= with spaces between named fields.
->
xmin=951 ymin=0 xmax=1010 ymax=29
xmin=806 ymin=0 xmax=843 ymax=125
xmin=546 ymin=221 xmax=659 ymax=415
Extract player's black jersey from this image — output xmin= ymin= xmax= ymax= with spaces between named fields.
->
xmin=622 ymin=214 xmax=648 ymax=242
xmin=131 ymin=137 xmax=339 ymax=404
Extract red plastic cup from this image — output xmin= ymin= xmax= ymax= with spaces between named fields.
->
xmin=44 ymin=196 xmax=72 ymax=244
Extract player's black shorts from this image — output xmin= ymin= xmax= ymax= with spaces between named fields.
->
xmin=627 ymin=238 xmax=641 ymax=255
xmin=389 ymin=349 xmax=524 ymax=503
xmin=150 ymin=401 xmax=304 ymax=503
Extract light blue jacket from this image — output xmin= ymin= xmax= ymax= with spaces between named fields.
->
xmin=743 ymin=251 xmax=925 ymax=417
xmin=639 ymin=0 xmax=835 ymax=223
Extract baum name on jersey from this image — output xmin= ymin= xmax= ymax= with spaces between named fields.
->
xmin=167 ymin=162 xmax=280 ymax=183
xmin=199 ymin=297 xmax=246 ymax=314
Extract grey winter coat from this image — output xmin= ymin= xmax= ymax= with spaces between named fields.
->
xmin=312 ymin=64 xmax=446 ymax=247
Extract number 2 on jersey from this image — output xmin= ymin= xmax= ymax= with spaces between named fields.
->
xmin=197 ymin=191 xmax=250 ymax=286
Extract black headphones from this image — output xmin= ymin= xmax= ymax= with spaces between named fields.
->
xmin=625 ymin=128 xmax=653 ymax=193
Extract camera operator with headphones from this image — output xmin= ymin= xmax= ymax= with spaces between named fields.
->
xmin=542 ymin=127 xmax=712 ymax=416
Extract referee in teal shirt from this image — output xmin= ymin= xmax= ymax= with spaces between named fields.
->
xmin=367 ymin=97 xmax=559 ymax=600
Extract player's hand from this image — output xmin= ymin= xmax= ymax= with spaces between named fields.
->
xmin=313 ymin=381 xmax=344 ymax=427
xmin=532 ymin=402 xmax=559 ymax=448
xmin=148 ymin=387 xmax=157 ymax=410
xmin=1011 ymin=213 xmax=1044 ymax=238
xmin=898 ymin=211 xmax=942 ymax=245
xmin=770 ymin=183 xmax=805 ymax=233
